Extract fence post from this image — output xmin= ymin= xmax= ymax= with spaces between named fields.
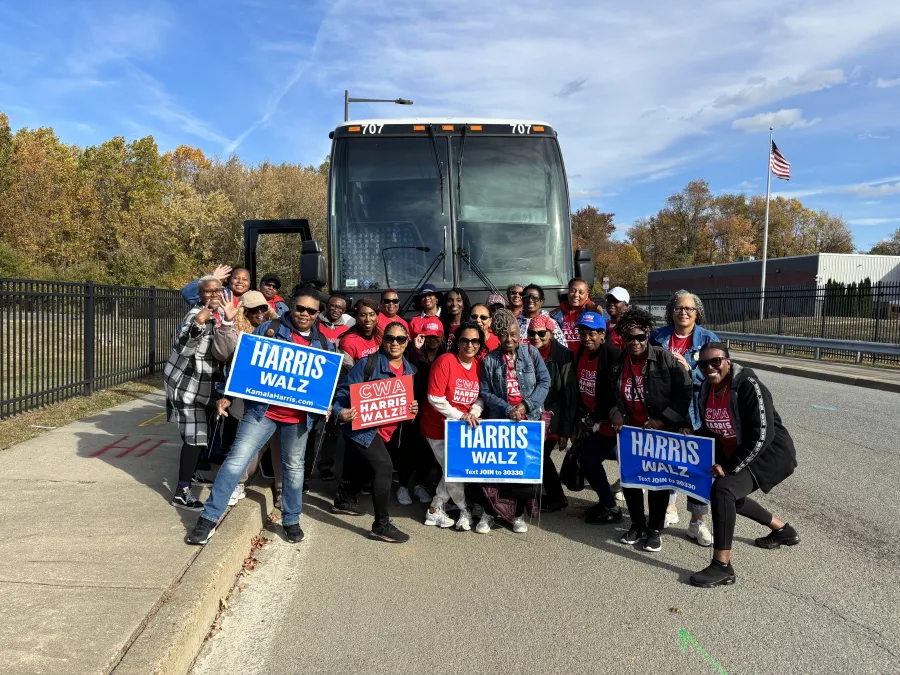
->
xmin=83 ymin=281 xmax=95 ymax=396
xmin=149 ymin=286 xmax=158 ymax=375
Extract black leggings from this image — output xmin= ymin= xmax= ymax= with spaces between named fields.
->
xmin=343 ymin=434 xmax=396 ymax=524
xmin=622 ymin=487 xmax=670 ymax=532
xmin=178 ymin=443 xmax=204 ymax=486
xmin=391 ymin=421 xmax=436 ymax=488
xmin=711 ymin=470 xmax=773 ymax=550
xmin=542 ymin=439 xmax=565 ymax=500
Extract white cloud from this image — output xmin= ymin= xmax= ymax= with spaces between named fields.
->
xmin=847 ymin=217 xmax=900 ymax=225
xmin=570 ymin=189 xmax=602 ymax=199
xmin=875 ymin=77 xmax=900 ymax=88
xmin=732 ymin=108 xmax=820 ymax=132
xmin=713 ymin=70 xmax=845 ymax=108
xmin=775 ymin=176 xmax=900 ymax=199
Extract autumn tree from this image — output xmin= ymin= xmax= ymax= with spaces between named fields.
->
xmin=869 ymin=228 xmax=900 ymax=255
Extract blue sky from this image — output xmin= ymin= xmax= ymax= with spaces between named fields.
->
xmin=2 ymin=0 xmax=900 ymax=250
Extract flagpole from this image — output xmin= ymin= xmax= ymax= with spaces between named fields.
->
xmin=760 ymin=126 xmax=773 ymax=321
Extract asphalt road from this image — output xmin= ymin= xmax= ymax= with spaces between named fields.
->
xmin=191 ymin=369 xmax=900 ymax=675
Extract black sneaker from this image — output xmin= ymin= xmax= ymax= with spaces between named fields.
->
xmin=319 ymin=468 xmax=336 ymax=482
xmin=690 ymin=560 xmax=736 ymax=587
xmin=186 ymin=517 xmax=217 ymax=545
xmin=643 ymin=529 xmax=662 ymax=552
xmin=172 ymin=487 xmax=204 ymax=511
xmin=370 ymin=519 xmax=410 ymax=543
xmin=190 ymin=471 xmax=214 ymax=487
xmin=332 ymin=488 xmax=365 ymax=516
xmin=755 ymin=523 xmax=800 ymax=549
xmin=541 ymin=497 xmax=569 ymax=513
xmin=585 ymin=504 xmax=624 ymax=524
xmin=620 ymin=526 xmax=644 ymax=545
xmin=284 ymin=523 xmax=305 ymax=543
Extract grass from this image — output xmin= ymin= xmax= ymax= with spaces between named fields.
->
xmin=0 ymin=374 xmax=163 ymax=452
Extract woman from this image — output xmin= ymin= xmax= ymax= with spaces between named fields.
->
xmin=690 ymin=343 xmax=800 ymax=587
xmin=339 ymin=299 xmax=382 ymax=367
xmin=610 ymin=308 xmax=692 ymax=553
xmin=469 ymin=303 xmax=500 ymax=354
xmin=517 ymin=284 xmax=566 ymax=344
xmin=180 ymin=265 xmax=250 ymax=310
xmin=441 ymin=287 xmax=471 ymax=352
xmin=419 ymin=322 xmax=485 ymax=531
xmin=331 ymin=322 xmax=419 ymax=543
xmin=377 ymin=288 xmax=410 ymax=333
xmin=527 ymin=315 xmax=575 ymax=513
xmin=478 ymin=309 xmax=551 ymax=533
xmin=651 ymin=290 xmax=720 ymax=544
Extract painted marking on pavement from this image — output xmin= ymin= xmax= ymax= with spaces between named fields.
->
xmin=679 ymin=629 xmax=728 ymax=674
xmin=91 ymin=436 xmax=167 ymax=458
xmin=811 ymin=405 xmax=837 ymax=411
xmin=138 ymin=412 xmax=168 ymax=427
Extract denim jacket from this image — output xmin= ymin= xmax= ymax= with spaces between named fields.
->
xmin=332 ymin=350 xmax=416 ymax=447
xmin=240 ymin=313 xmax=335 ymax=430
xmin=479 ymin=344 xmax=550 ymax=420
xmin=650 ymin=324 xmax=719 ymax=429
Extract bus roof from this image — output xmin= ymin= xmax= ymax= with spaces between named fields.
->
xmin=335 ymin=117 xmax=553 ymax=128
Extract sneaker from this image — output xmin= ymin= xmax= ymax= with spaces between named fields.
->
xmin=371 ymin=519 xmax=410 ymax=543
xmin=611 ymin=479 xmax=624 ymax=501
xmin=361 ymin=482 xmax=373 ymax=496
xmin=585 ymin=504 xmax=624 ymax=524
xmin=396 ymin=487 xmax=413 ymax=505
xmin=620 ymin=526 xmax=644 ymax=545
xmin=319 ymin=468 xmax=336 ymax=482
xmin=512 ymin=516 xmax=528 ymax=534
xmin=190 ymin=471 xmax=214 ymax=487
xmin=172 ymin=487 xmax=204 ymax=511
xmin=332 ymin=488 xmax=365 ymax=516
xmin=186 ymin=517 xmax=216 ymax=545
xmin=690 ymin=561 xmax=736 ymax=588
xmin=303 ymin=482 xmax=310 ymax=494
xmin=424 ymin=507 xmax=454 ymax=528
xmin=540 ymin=496 xmax=568 ymax=513
xmin=643 ymin=529 xmax=662 ymax=552
xmin=664 ymin=508 xmax=680 ymax=528
xmin=687 ymin=520 xmax=713 ymax=547
xmin=283 ymin=523 xmax=305 ymax=543
xmin=413 ymin=485 xmax=431 ymax=503
xmin=475 ymin=514 xmax=494 ymax=534
xmin=755 ymin=523 xmax=800 ymax=549
xmin=228 ymin=483 xmax=246 ymax=507
xmin=456 ymin=508 xmax=472 ymax=531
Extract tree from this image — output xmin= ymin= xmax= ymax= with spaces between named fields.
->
xmin=869 ymin=228 xmax=900 ymax=255
xmin=571 ymin=206 xmax=615 ymax=252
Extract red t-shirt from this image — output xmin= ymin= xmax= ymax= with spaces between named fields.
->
xmin=377 ymin=313 xmax=409 ymax=334
xmin=484 ymin=332 xmax=500 ymax=352
xmin=559 ymin=304 xmax=583 ymax=352
xmin=420 ymin=354 xmax=481 ymax=440
xmin=669 ymin=332 xmax=692 ymax=356
xmin=318 ymin=321 xmax=350 ymax=346
xmin=705 ymin=382 xmax=738 ymax=457
xmin=577 ymin=350 xmax=598 ymax=411
xmin=608 ymin=322 xmax=624 ymax=351
xmin=622 ymin=357 xmax=647 ymax=426
xmin=265 ymin=333 xmax=310 ymax=425
xmin=340 ymin=332 xmax=380 ymax=362
xmin=376 ymin=364 xmax=407 ymax=443
xmin=266 ymin=295 xmax=285 ymax=312
xmin=505 ymin=354 xmax=522 ymax=405
xmin=410 ymin=315 xmax=442 ymax=341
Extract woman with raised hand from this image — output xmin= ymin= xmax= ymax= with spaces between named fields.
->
xmin=419 ymin=322 xmax=485 ymax=531
xmin=441 ymin=287 xmax=472 ymax=352
xmin=610 ymin=308 xmax=692 ymax=554
xmin=690 ymin=342 xmax=799 ymax=588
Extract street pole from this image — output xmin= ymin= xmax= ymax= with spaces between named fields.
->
xmin=343 ymin=91 xmax=413 ymax=122
xmin=344 ymin=90 xmax=349 ymax=122
xmin=760 ymin=126 xmax=773 ymax=321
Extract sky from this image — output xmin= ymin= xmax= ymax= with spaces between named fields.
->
xmin=2 ymin=0 xmax=900 ymax=251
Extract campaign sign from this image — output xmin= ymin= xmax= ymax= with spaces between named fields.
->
xmin=617 ymin=426 xmax=715 ymax=504
xmin=444 ymin=419 xmax=543 ymax=484
xmin=224 ymin=333 xmax=342 ymax=416
xmin=349 ymin=375 xmax=415 ymax=430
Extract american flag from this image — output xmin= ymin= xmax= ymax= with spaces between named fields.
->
xmin=770 ymin=141 xmax=790 ymax=180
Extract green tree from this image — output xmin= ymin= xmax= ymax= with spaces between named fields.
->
xmin=869 ymin=228 xmax=900 ymax=255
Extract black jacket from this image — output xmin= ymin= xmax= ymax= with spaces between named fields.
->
xmin=406 ymin=346 xmax=445 ymax=403
xmin=697 ymin=364 xmax=797 ymax=493
xmin=610 ymin=345 xmax=692 ymax=430
xmin=540 ymin=340 xmax=577 ymax=438
xmin=575 ymin=340 xmax=621 ymax=424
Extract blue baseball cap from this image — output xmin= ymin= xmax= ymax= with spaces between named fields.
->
xmin=414 ymin=283 xmax=439 ymax=298
xmin=577 ymin=312 xmax=606 ymax=331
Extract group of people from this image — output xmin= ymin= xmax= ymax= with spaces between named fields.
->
xmin=163 ymin=269 xmax=800 ymax=588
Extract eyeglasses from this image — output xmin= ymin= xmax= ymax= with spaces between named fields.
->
xmin=246 ymin=306 xmax=268 ymax=314
xmin=624 ymin=333 xmax=648 ymax=343
xmin=523 ymin=294 xmax=542 ymax=302
xmin=527 ymin=329 xmax=549 ymax=338
xmin=470 ymin=314 xmax=490 ymax=321
xmin=327 ymin=303 xmax=345 ymax=311
xmin=383 ymin=334 xmax=409 ymax=345
xmin=294 ymin=305 xmax=319 ymax=316
xmin=698 ymin=357 xmax=725 ymax=369
xmin=262 ymin=281 xmax=278 ymax=288
xmin=199 ymin=289 xmax=221 ymax=296
xmin=674 ymin=307 xmax=697 ymax=314
xmin=457 ymin=337 xmax=482 ymax=347
xmin=382 ymin=298 xmax=400 ymax=304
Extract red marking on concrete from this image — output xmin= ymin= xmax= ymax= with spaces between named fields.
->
xmin=91 ymin=436 xmax=167 ymax=458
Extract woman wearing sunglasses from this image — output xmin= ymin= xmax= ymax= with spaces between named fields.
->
xmin=377 ymin=288 xmax=409 ymax=334
xmin=690 ymin=342 xmax=799 ymax=587
xmin=610 ymin=308 xmax=692 ymax=553
xmin=469 ymin=303 xmax=500 ymax=355
xmin=331 ymin=322 xmax=419 ymax=543
xmin=517 ymin=284 xmax=566 ymax=344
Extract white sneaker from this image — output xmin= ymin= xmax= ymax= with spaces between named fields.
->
xmin=228 ymin=484 xmax=246 ymax=507
xmin=687 ymin=520 xmax=713 ymax=547
xmin=512 ymin=516 xmax=528 ymax=533
xmin=611 ymin=479 xmax=624 ymax=501
xmin=413 ymin=485 xmax=431 ymax=503
xmin=456 ymin=508 xmax=472 ymax=531
xmin=424 ymin=508 xmax=454 ymax=528
xmin=396 ymin=486 xmax=413 ymax=505
xmin=664 ymin=508 xmax=680 ymax=528
xmin=475 ymin=514 xmax=494 ymax=534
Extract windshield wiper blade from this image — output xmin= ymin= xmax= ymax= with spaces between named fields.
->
xmin=427 ymin=125 xmax=445 ymax=215
xmin=399 ymin=250 xmax=446 ymax=315
xmin=456 ymin=247 xmax=501 ymax=297
xmin=456 ymin=125 xmax=467 ymax=212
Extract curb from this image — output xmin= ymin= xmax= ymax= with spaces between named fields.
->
xmin=733 ymin=354 xmax=900 ymax=394
xmin=112 ymin=482 xmax=274 ymax=675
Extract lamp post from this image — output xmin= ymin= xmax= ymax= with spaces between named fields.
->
xmin=344 ymin=90 xmax=413 ymax=121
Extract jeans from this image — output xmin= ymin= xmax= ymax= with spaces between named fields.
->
xmin=711 ymin=470 xmax=772 ymax=550
xmin=668 ymin=490 xmax=709 ymax=515
xmin=579 ymin=433 xmax=619 ymax=508
xmin=201 ymin=415 xmax=309 ymax=526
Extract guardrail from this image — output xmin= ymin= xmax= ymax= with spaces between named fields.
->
xmin=717 ymin=331 xmax=900 ymax=364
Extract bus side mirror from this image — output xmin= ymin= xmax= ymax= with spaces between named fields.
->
xmin=574 ymin=249 xmax=595 ymax=289
xmin=300 ymin=240 xmax=327 ymax=288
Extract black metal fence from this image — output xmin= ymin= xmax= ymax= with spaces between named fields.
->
xmin=0 ymin=279 xmax=185 ymax=419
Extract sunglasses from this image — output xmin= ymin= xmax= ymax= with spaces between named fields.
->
xmin=382 ymin=298 xmax=400 ymax=304
xmin=624 ymin=333 xmax=648 ymax=343
xmin=246 ymin=305 xmax=268 ymax=314
xmin=527 ymin=329 xmax=549 ymax=338
xmin=523 ymin=294 xmax=542 ymax=302
xmin=383 ymin=334 xmax=409 ymax=345
xmin=698 ymin=357 xmax=726 ymax=369
xmin=294 ymin=305 xmax=319 ymax=316
xmin=470 ymin=313 xmax=490 ymax=321
xmin=457 ymin=337 xmax=482 ymax=347
xmin=262 ymin=281 xmax=278 ymax=288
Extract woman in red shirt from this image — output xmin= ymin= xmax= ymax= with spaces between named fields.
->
xmin=468 ymin=303 xmax=500 ymax=356
xmin=339 ymin=299 xmax=382 ymax=368
xmin=441 ymin=287 xmax=471 ymax=352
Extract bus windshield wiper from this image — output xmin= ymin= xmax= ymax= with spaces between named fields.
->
xmin=456 ymin=247 xmax=501 ymax=297
xmin=427 ymin=125 xmax=445 ymax=215
xmin=399 ymin=250 xmax=446 ymax=315
xmin=456 ymin=125 xmax=467 ymax=213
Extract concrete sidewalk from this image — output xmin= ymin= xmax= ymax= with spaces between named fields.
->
xmin=0 ymin=391 xmax=272 ymax=675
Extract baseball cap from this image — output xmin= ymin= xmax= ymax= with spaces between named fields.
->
xmin=415 ymin=283 xmax=439 ymax=298
xmin=487 ymin=294 xmax=506 ymax=307
xmin=577 ymin=312 xmax=607 ymax=331
xmin=240 ymin=290 xmax=268 ymax=309
xmin=605 ymin=286 xmax=630 ymax=304
xmin=260 ymin=272 xmax=281 ymax=289
xmin=420 ymin=319 xmax=444 ymax=338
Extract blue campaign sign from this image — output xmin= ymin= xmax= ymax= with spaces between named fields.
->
xmin=224 ymin=333 xmax=343 ymax=416
xmin=618 ymin=426 xmax=715 ymax=504
xmin=444 ymin=419 xmax=544 ymax=484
